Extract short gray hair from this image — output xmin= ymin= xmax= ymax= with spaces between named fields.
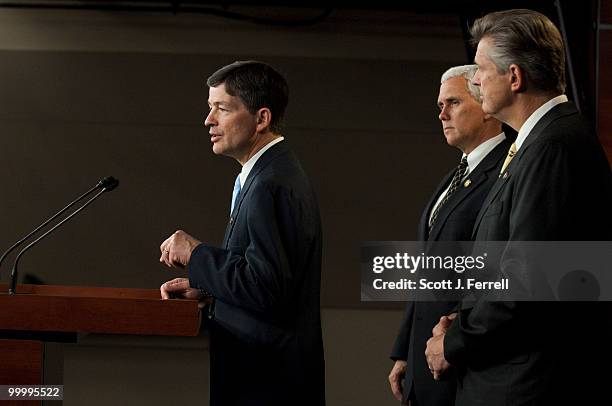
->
xmin=470 ymin=9 xmax=565 ymax=95
xmin=440 ymin=64 xmax=481 ymax=102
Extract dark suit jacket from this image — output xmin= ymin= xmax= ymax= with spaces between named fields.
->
xmin=444 ymin=102 xmax=612 ymax=406
xmin=391 ymin=137 xmax=511 ymax=405
xmin=188 ymin=141 xmax=325 ymax=406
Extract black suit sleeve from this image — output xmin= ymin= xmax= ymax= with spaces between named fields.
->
xmin=445 ymin=139 xmax=571 ymax=366
xmin=390 ymin=302 xmax=415 ymax=360
xmin=188 ymin=180 xmax=305 ymax=315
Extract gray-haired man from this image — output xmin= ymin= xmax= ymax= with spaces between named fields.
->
xmin=425 ymin=9 xmax=612 ymax=406
xmin=389 ymin=65 xmax=511 ymax=405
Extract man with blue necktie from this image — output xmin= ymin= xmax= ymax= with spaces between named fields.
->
xmin=158 ymin=61 xmax=325 ymax=406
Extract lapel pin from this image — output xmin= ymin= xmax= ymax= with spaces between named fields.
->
xmin=503 ymin=172 xmax=508 ymax=179
xmin=464 ymin=179 xmax=471 ymax=187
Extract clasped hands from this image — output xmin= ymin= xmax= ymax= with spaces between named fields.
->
xmin=425 ymin=312 xmax=456 ymax=381
xmin=159 ymin=230 xmax=211 ymax=308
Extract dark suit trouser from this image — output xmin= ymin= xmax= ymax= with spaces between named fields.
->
xmin=209 ymin=321 xmax=324 ymax=406
xmin=408 ymin=388 xmax=420 ymax=406
xmin=209 ymin=322 xmax=289 ymax=406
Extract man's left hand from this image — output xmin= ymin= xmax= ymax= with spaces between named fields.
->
xmin=160 ymin=230 xmax=201 ymax=268
xmin=425 ymin=313 xmax=456 ymax=380
xmin=160 ymin=277 xmax=213 ymax=309
xmin=425 ymin=334 xmax=451 ymax=380
xmin=160 ymin=277 xmax=201 ymax=300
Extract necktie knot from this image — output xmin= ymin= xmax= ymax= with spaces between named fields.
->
xmin=457 ymin=156 xmax=468 ymax=173
xmin=428 ymin=156 xmax=469 ymax=236
xmin=230 ymin=173 xmax=242 ymax=214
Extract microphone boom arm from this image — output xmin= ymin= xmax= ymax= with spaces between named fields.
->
xmin=8 ymin=182 xmax=117 ymax=294
xmin=0 ymin=184 xmax=100 ymax=271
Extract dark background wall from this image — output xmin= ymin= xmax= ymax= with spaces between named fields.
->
xmin=599 ymin=0 xmax=612 ymax=162
xmin=0 ymin=8 xmax=463 ymax=309
xmin=0 ymin=8 xmax=463 ymax=404
xmin=0 ymin=2 xmax=605 ymax=404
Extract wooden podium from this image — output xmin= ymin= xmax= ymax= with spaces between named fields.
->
xmin=0 ymin=284 xmax=200 ymax=404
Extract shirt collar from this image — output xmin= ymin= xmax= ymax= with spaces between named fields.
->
xmin=462 ymin=132 xmax=506 ymax=175
xmin=515 ymin=95 xmax=568 ymax=150
xmin=239 ymin=137 xmax=284 ymax=187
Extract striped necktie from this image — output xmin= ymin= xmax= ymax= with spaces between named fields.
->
xmin=429 ymin=157 xmax=468 ymax=235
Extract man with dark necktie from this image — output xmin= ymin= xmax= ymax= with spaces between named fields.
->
xmin=389 ymin=64 xmax=511 ymax=405
xmin=425 ymin=9 xmax=612 ymax=406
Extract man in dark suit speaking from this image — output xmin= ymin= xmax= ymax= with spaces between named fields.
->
xmin=158 ymin=61 xmax=325 ymax=406
xmin=388 ymin=65 xmax=510 ymax=405
xmin=425 ymin=9 xmax=612 ymax=406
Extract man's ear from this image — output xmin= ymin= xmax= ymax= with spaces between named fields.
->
xmin=508 ymin=64 xmax=526 ymax=93
xmin=256 ymin=108 xmax=272 ymax=132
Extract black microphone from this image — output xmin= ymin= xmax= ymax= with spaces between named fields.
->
xmin=97 ymin=176 xmax=119 ymax=191
xmin=0 ymin=176 xmax=119 ymax=294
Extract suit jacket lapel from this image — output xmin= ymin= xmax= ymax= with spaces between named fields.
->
xmin=471 ymin=102 xmax=578 ymax=237
xmin=471 ymin=173 xmax=510 ymax=237
xmin=520 ymin=101 xmax=577 ymax=151
xmin=430 ymin=138 xmax=509 ymax=240
xmin=222 ymin=141 xmax=291 ymax=247
xmin=419 ymin=170 xmax=454 ymax=240
xmin=429 ymin=170 xmax=487 ymax=240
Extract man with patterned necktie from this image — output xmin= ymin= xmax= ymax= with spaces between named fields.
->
xmin=158 ymin=61 xmax=325 ymax=406
xmin=389 ymin=64 xmax=511 ymax=406
xmin=425 ymin=9 xmax=612 ymax=406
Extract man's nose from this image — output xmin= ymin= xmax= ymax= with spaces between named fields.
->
xmin=204 ymin=110 xmax=215 ymax=127
xmin=439 ymin=107 xmax=449 ymax=121
xmin=472 ymin=70 xmax=481 ymax=86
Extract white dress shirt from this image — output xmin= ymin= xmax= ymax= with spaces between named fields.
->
xmin=238 ymin=137 xmax=285 ymax=187
xmin=428 ymin=132 xmax=507 ymax=225
xmin=515 ymin=95 xmax=568 ymax=150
